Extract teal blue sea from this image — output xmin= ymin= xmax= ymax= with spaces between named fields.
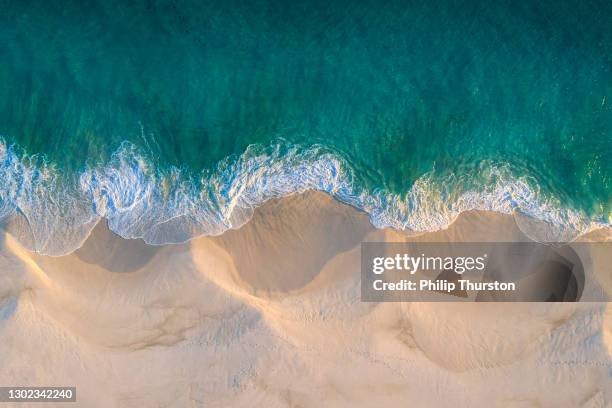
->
xmin=0 ymin=0 xmax=610 ymax=254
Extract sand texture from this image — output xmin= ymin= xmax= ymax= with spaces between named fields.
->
xmin=0 ymin=191 xmax=610 ymax=407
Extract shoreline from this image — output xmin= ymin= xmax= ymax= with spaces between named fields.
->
xmin=1 ymin=137 xmax=609 ymax=256
xmin=1 ymin=186 xmax=609 ymax=258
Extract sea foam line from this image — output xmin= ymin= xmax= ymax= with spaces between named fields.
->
xmin=0 ymin=138 xmax=606 ymax=255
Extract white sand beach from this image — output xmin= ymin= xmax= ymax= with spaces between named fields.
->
xmin=0 ymin=191 xmax=610 ymax=407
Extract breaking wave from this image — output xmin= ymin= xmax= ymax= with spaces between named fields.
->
xmin=0 ymin=138 xmax=606 ymax=255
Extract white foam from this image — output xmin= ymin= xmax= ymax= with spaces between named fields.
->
xmin=0 ymin=138 xmax=607 ymax=255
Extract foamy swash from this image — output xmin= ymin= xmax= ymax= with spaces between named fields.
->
xmin=0 ymin=139 xmax=605 ymax=255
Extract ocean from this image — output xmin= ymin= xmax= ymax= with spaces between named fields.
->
xmin=0 ymin=0 xmax=610 ymax=254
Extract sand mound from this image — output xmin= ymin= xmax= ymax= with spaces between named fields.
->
xmin=210 ymin=191 xmax=373 ymax=296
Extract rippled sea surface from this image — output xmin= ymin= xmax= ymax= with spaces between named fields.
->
xmin=0 ymin=0 xmax=610 ymax=253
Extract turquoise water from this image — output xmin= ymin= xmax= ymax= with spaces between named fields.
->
xmin=0 ymin=0 xmax=610 ymax=254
